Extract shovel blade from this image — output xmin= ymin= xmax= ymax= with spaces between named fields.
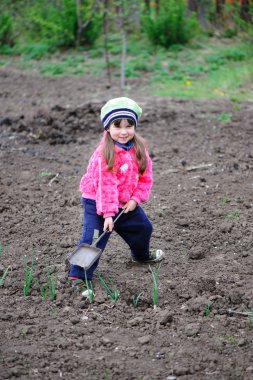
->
xmin=68 ymin=244 xmax=102 ymax=271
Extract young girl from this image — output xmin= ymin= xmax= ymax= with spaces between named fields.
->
xmin=69 ymin=97 xmax=164 ymax=283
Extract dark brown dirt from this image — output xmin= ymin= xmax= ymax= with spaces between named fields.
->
xmin=0 ymin=68 xmax=253 ymax=380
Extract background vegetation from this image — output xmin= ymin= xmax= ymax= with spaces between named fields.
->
xmin=0 ymin=0 xmax=252 ymax=100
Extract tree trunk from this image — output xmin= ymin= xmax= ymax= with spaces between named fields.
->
xmin=76 ymin=0 xmax=82 ymax=47
xmin=216 ymin=0 xmax=225 ymax=15
xmin=144 ymin=0 xmax=150 ymax=13
xmin=188 ymin=0 xmax=199 ymax=13
xmin=103 ymin=0 xmax=111 ymax=88
xmin=129 ymin=0 xmax=140 ymax=31
xmin=240 ymin=0 xmax=251 ymax=22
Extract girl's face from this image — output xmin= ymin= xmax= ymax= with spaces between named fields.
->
xmin=108 ymin=119 xmax=135 ymax=144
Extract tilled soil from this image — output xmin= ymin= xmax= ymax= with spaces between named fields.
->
xmin=0 ymin=68 xmax=253 ymax=380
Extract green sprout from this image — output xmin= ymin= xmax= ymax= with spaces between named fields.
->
xmin=98 ymin=273 xmax=119 ymax=302
xmin=85 ymin=272 xmax=95 ymax=303
xmin=0 ymin=266 xmax=11 ymax=286
xmin=46 ymin=266 xmax=58 ymax=301
xmin=149 ymin=264 xmax=162 ymax=310
xmin=203 ymin=301 xmax=213 ymax=317
xmin=23 ymin=253 xmax=35 ymax=297
xmin=132 ymin=292 xmax=143 ymax=308
xmin=34 ymin=278 xmax=48 ymax=300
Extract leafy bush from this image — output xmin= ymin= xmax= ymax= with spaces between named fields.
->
xmin=0 ymin=13 xmax=14 ymax=46
xmin=142 ymin=0 xmax=199 ymax=48
xmin=20 ymin=0 xmax=101 ymax=49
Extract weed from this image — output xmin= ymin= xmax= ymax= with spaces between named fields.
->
xmin=217 ymin=113 xmax=232 ymax=122
xmin=203 ymin=301 xmax=213 ymax=317
xmin=158 ymin=208 xmax=165 ymax=217
xmin=23 ymin=253 xmax=35 ymax=297
xmin=132 ymin=292 xmax=143 ymax=308
xmin=220 ymin=335 xmax=238 ymax=346
xmin=0 ymin=266 xmax=11 ymax=286
xmin=85 ymin=272 xmax=95 ymax=303
xmin=39 ymin=170 xmax=52 ymax=177
xmin=219 ymin=193 xmax=230 ymax=206
xmin=225 ymin=210 xmax=240 ymax=221
xmin=98 ymin=273 xmax=119 ymax=302
xmin=149 ymin=264 xmax=162 ymax=310
xmin=233 ymin=104 xmax=241 ymax=110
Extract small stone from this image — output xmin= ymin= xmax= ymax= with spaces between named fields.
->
xmin=128 ymin=317 xmax=144 ymax=326
xmin=186 ymin=295 xmax=209 ymax=312
xmin=238 ymin=338 xmax=248 ymax=347
xmin=138 ymin=335 xmax=151 ymax=345
xmin=229 ymin=289 xmax=242 ymax=305
xmin=62 ymin=306 xmax=71 ymax=313
xmin=173 ymin=366 xmax=189 ymax=376
xmin=220 ymin=222 xmax=233 ymax=233
xmin=70 ymin=317 xmax=80 ymax=325
xmin=185 ymin=323 xmax=201 ymax=337
xmin=101 ymin=336 xmax=111 ymax=345
xmin=159 ymin=310 xmax=173 ymax=325
xmin=188 ymin=246 xmax=205 ymax=260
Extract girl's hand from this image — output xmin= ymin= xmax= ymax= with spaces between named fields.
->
xmin=104 ymin=217 xmax=113 ymax=232
xmin=123 ymin=199 xmax=137 ymax=213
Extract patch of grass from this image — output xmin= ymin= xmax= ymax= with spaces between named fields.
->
xmin=217 ymin=113 xmax=232 ymax=122
xmin=40 ymin=63 xmax=66 ymax=76
xmin=225 ymin=210 xmax=240 ymax=221
xmin=19 ymin=42 xmax=57 ymax=60
xmin=1 ymin=37 xmax=252 ymax=101
xmin=219 ymin=193 xmax=230 ymax=206
xmin=39 ymin=170 xmax=52 ymax=177
xmin=150 ymin=41 xmax=253 ymax=101
xmin=220 ymin=335 xmax=238 ymax=346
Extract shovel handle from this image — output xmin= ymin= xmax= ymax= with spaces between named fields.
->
xmin=92 ymin=208 xmax=125 ymax=247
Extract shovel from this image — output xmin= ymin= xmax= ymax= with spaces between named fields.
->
xmin=67 ymin=209 xmax=125 ymax=270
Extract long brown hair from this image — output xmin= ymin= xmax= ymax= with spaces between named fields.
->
xmin=102 ymin=119 xmax=148 ymax=174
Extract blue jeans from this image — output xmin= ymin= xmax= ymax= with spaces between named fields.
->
xmin=69 ymin=198 xmax=153 ymax=281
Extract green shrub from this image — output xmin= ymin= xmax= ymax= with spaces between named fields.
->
xmin=142 ymin=0 xmax=199 ymax=48
xmin=20 ymin=0 xmax=101 ymax=49
xmin=0 ymin=13 xmax=14 ymax=46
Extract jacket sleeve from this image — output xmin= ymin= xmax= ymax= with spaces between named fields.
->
xmin=131 ymin=152 xmax=153 ymax=205
xmin=96 ymin=154 xmax=119 ymax=218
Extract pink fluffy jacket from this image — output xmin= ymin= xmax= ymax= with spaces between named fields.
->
xmin=80 ymin=135 xmax=153 ymax=218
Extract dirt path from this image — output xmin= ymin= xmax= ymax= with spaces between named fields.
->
xmin=0 ymin=68 xmax=253 ymax=380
